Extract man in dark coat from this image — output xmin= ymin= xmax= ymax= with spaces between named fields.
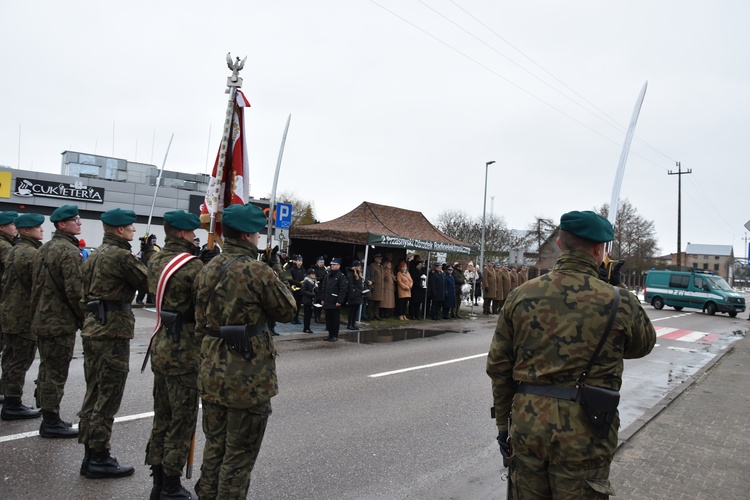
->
xmin=321 ymin=258 xmax=347 ymax=341
xmin=427 ymin=263 xmax=445 ymax=320
xmin=442 ymin=266 xmax=457 ymax=319
xmin=452 ymin=262 xmax=466 ymax=318
xmin=409 ymin=258 xmax=426 ymax=320
xmin=346 ymin=260 xmax=365 ymax=330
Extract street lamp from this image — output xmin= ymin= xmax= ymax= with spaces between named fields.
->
xmin=480 ymin=160 xmax=495 ymax=278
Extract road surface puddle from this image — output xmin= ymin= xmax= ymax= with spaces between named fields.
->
xmin=344 ymin=328 xmax=462 ymax=343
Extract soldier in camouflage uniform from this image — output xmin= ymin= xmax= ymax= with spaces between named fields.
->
xmin=194 ymin=203 xmax=296 ymax=499
xmin=31 ymin=205 xmax=84 ymax=438
xmin=145 ymin=211 xmax=204 ymax=500
xmin=78 ymin=208 xmax=148 ymax=479
xmin=487 ymin=211 xmax=656 ymax=499
xmin=0 ymin=213 xmax=44 ymax=420
xmin=0 ymin=210 xmax=18 ymax=405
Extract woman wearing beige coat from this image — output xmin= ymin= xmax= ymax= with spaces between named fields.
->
xmin=380 ymin=260 xmax=396 ymax=318
xmin=395 ymin=261 xmax=413 ymax=320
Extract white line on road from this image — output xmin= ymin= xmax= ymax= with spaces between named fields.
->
xmin=650 ymin=313 xmax=693 ymax=322
xmin=369 ymin=353 xmax=487 ymax=378
xmin=0 ymin=411 xmax=156 ymax=444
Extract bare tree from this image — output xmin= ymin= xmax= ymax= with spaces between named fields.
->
xmin=276 ymin=190 xmax=318 ymax=226
xmin=597 ymin=199 xmax=660 ymax=288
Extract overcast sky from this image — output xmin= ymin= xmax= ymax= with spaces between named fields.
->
xmin=2 ymin=1 xmax=749 ymax=259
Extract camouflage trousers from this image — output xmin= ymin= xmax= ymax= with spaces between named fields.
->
xmin=35 ymin=333 xmax=76 ymax=412
xmin=509 ymin=453 xmax=613 ymax=499
xmin=145 ymin=371 xmax=199 ymax=477
xmin=78 ymin=337 xmax=130 ymax=452
xmin=0 ymin=333 xmax=37 ymax=397
xmin=508 ymin=394 xmax=617 ymax=499
xmin=195 ymin=401 xmax=270 ymax=500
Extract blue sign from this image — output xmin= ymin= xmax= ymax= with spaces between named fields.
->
xmin=275 ymin=202 xmax=293 ymax=229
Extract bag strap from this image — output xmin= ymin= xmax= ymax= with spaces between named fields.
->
xmin=576 ymin=286 xmax=625 ymax=386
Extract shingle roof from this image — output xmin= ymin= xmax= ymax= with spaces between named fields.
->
xmin=290 ymin=201 xmax=477 ymax=254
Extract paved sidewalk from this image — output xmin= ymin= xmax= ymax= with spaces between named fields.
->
xmin=610 ymin=330 xmax=750 ymax=499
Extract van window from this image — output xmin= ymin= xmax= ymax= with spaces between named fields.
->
xmin=669 ymin=275 xmax=690 ymax=288
xmin=707 ymin=276 xmax=733 ymax=292
xmin=694 ymin=276 xmax=709 ymax=292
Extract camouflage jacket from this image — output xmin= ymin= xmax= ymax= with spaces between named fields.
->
xmin=31 ymin=231 xmax=86 ymax=337
xmin=148 ymin=236 xmax=204 ymax=376
xmin=195 ymin=238 xmax=296 ymax=409
xmin=80 ymin=232 xmax=148 ymax=340
xmin=0 ymin=235 xmax=42 ymax=338
xmin=486 ymin=251 xmax=656 ymax=433
xmin=0 ymin=232 xmax=15 ymax=305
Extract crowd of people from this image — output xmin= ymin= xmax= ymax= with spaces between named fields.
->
xmin=275 ymin=251 xmax=531 ymax=334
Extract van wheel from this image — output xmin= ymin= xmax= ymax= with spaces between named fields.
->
xmin=729 ymin=312 xmax=737 ymax=318
xmin=673 ymin=306 xmax=683 ymax=311
xmin=705 ymin=302 xmax=717 ymax=316
xmin=652 ymin=297 xmax=664 ymax=310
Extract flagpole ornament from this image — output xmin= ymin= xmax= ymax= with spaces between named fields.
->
xmin=201 ymin=52 xmax=250 ymax=249
xmin=226 ymin=53 xmax=246 ymax=87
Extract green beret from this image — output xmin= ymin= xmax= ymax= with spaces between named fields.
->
xmin=50 ymin=205 xmax=79 ymax=223
xmin=222 ymin=203 xmax=267 ymax=234
xmin=164 ymin=210 xmax=201 ymax=231
xmin=559 ymin=210 xmax=613 ymax=243
xmin=0 ymin=211 xmax=19 ymax=225
xmin=15 ymin=213 xmax=45 ymax=228
xmin=101 ymin=208 xmax=137 ymax=227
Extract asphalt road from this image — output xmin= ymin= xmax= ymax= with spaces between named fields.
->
xmin=0 ymin=300 xmax=746 ymax=500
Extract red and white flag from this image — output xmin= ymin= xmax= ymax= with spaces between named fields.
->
xmin=200 ymin=89 xmax=251 ymax=236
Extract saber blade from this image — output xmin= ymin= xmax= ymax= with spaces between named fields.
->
xmin=609 ymin=81 xmax=648 ymax=228
xmin=267 ymin=114 xmax=292 ymax=249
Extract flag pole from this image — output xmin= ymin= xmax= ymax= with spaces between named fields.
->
xmin=206 ymin=53 xmax=246 ymax=250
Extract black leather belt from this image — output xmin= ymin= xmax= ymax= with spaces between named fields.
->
xmin=516 ymin=382 xmax=578 ymax=402
xmin=101 ymin=301 xmax=132 ymax=312
xmin=206 ymin=325 xmax=267 ymax=338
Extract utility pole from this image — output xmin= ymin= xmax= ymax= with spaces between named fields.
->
xmin=668 ymin=161 xmax=691 ymax=267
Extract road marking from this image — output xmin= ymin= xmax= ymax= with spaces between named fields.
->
xmin=0 ymin=411 xmax=156 ymax=444
xmin=650 ymin=313 xmax=693 ymax=322
xmin=369 ymin=353 xmax=487 ymax=378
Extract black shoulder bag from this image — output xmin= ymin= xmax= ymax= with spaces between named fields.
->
xmin=576 ymin=287 xmax=626 ymax=438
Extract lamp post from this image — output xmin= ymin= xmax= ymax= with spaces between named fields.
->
xmin=480 ymin=160 xmax=495 ymax=276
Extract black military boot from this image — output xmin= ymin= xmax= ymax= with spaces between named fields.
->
xmin=149 ymin=465 xmax=164 ymax=500
xmin=40 ymin=410 xmax=78 ymax=438
xmin=80 ymin=445 xmax=91 ymax=475
xmin=85 ymin=450 xmax=135 ymax=479
xmin=161 ymin=474 xmax=197 ymax=500
xmin=0 ymin=396 xmax=42 ymax=420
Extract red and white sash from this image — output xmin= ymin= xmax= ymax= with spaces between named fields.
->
xmin=141 ymin=252 xmax=197 ymax=372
